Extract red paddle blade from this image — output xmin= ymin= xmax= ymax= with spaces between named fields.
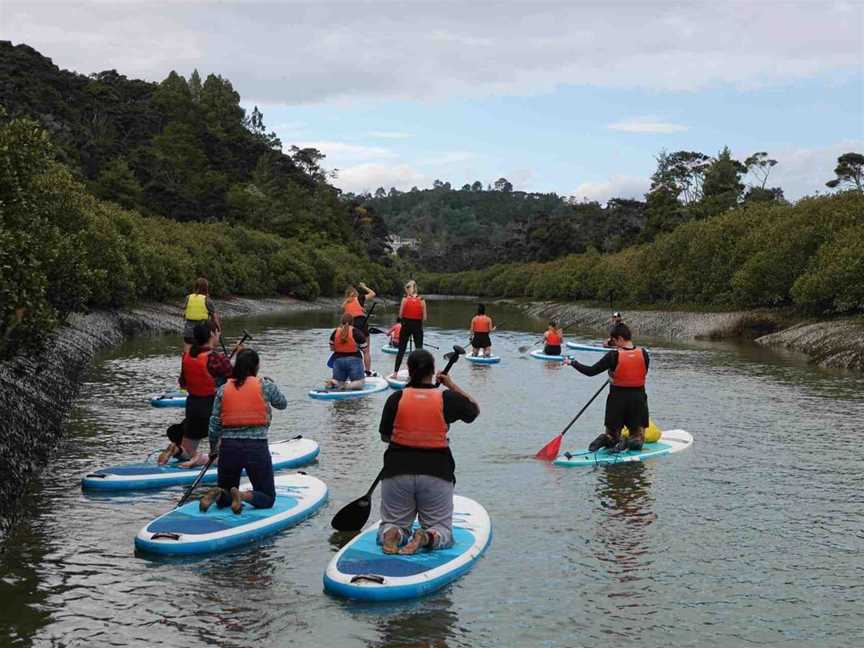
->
xmin=535 ymin=434 xmax=563 ymax=461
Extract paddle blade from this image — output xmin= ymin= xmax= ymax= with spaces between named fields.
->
xmin=331 ymin=495 xmax=373 ymax=531
xmin=535 ymin=434 xmax=563 ymax=461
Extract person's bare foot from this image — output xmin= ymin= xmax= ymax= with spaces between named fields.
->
xmin=381 ymin=528 xmax=401 ymax=554
xmin=198 ymin=487 xmax=222 ymax=512
xmin=157 ymin=443 xmax=177 ymax=465
xmin=230 ymin=487 xmax=243 ymax=514
xmin=398 ymin=529 xmax=430 ymax=555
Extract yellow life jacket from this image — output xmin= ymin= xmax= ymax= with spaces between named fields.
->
xmin=185 ymin=293 xmax=209 ymax=321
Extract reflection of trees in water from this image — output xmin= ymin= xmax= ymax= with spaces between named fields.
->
xmin=370 ymin=596 xmax=459 ymax=648
xmin=594 ymin=463 xmax=656 ymax=583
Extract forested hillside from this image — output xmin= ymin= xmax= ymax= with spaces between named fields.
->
xmin=0 ymin=43 xmax=399 ymax=359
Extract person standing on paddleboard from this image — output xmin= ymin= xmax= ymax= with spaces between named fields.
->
xmin=390 ymin=280 xmax=426 ymax=379
xmin=343 ymin=283 xmax=376 ymax=376
xmin=199 ymin=349 xmax=287 ymax=514
xmin=326 ymin=313 xmax=369 ymax=390
xmin=604 ymin=312 xmax=624 ymax=348
xmin=182 ymin=277 xmax=220 ymax=353
xmin=469 ymin=304 xmax=495 ymax=357
xmin=378 ymin=349 xmax=479 ymax=555
xmin=563 ymin=322 xmax=649 ymax=453
xmin=544 ymin=320 xmax=564 ymax=356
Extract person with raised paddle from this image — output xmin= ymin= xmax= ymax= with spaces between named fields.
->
xmin=469 ymin=304 xmax=495 ymax=358
xmin=390 ymin=280 xmax=426 ymax=378
xmin=325 ymin=313 xmax=368 ymax=391
xmin=182 ymin=277 xmax=220 ymax=353
xmin=543 ymin=320 xmax=564 ymax=356
xmin=563 ymin=322 xmax=650 ymax=453
xmin=343 ymin=282 xmax=376 ymax=375
xmin=198 ymin=349 xmax=287 ymax=514
xmin=377 ymin=348 xmax=479 ymax=555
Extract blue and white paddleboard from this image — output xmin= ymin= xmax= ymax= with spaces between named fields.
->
xmin=465 ymin=355 xmax=501 ymax=365
xmin=324 ymin=495 xmax=491 ymax=601
xmin=308 ymin=375 xmax=389 ymax=401
xmin=381 ymin=345 xmax=399 ymax=355
xmin=386 ymin=369 xmax=409 ymax=390
xmin=529 ymin=350 xmax=564 ymax=361
xmin=81 ymin=437 xmax=320 ymax=491
xmin=149 ymin=390 xmax=187 ymax=408
xmin=565 ymin=342 xmax=610 ymax=353
xmin=554 ymin=429 xmax=693 ymax=467
xmin=135 ymin=473 xmax=328 ymax=555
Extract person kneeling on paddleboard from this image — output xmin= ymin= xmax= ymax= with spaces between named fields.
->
xmin=469 ymin=304 xmax=495 ymax=358
xmin=544 ymin=320 xmax=564 ymax=356
xmin=377 ymin=349 xmax=479 ymax=555
xmin=563 ymin=323 xmax=649 ymax=453
xmin=199 ymin=349 xmax=287 ymax=514
xmin=387 ymin=319 xmax=401 ymax=348
xmin=326 ymin=313 xmax=369 ymax=390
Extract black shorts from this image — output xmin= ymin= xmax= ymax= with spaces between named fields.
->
xmin=604 ymin=388 xmax=649 ymax=432
xmin=184 ymin=416 xmax=210 ymax=440
xmin=353 ymin=316 xmax=369 ymax=336
xmin=472 ymin=332 xmax=492 ymax=348
xmin=544 ymin=344 xmax=562 ymax=356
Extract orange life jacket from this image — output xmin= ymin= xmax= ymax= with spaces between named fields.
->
xmin=546 ymin=329 xmax=562 ymax=345
xmin=471 ymin=315 xmax=491 ymax=333
xmin=612 ymin=347 xmax=647 ymax=387
xmin=391 ymin=388 xmax=448 ymax=449
xmin=332 ymin=326 xmax=359 ymax=353
xmin=402 ymin=295 xmax=423 ymax=320
xmin=182 ymin=349 xmax=215 ymax=397
xmin=221 ymin=377 xmax=268 ymax=427
xmin=343 ymin=297 xmax=365 ymax=318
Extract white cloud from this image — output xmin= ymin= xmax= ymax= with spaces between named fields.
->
xmin=759 ymin=139 xmax=864 ymax=200
xmin=572 ymin=175 xmax=651 ymax=204
xmin=608 ymin=117 xmax=690 ymax=134
xmin=5 ymin=2 xmax=860 ymax=104
xmin=367 ymin=131 xmax=414 ymax=140
xmin=335 ymin=163 xmax=428 ymax=194
xmin=292 ymin=141 xmax=395 ymax=163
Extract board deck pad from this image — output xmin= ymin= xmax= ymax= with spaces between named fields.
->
xmin=554 ymin=429 xmax=693 ymax=467
xmin=324 ymin=495 xmax=491 ymax=601
xmin=308 ymin=375 xmax=389 ymax=400
xmin=135 ymin=473 xmax=327 ymax=555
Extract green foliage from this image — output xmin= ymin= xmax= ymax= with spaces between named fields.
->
xmin=825 ymin=152 xmax=864 ymax=192
xmin=421 ymin=192 xmax=864 ymax=316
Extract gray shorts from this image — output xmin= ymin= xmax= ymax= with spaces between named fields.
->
xmin=377 ymin=474 xmax=454 ymax=549
xmin=183 ymin=319 xmax=208 ymax=343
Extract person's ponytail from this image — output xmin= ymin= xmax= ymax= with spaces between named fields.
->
xmin=339 ymin=312 xmax=353 ymax=343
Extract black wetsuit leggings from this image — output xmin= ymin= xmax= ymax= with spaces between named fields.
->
xmin=394 ymin=318 xmax=424 ymax=371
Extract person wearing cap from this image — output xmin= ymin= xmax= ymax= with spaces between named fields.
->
xmin=604 ymin=312 xmax=624 ymax=348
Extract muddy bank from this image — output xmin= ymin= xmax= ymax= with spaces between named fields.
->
xmin=0 ymin=297 xmax=331 ymax=542
xmin=755 ymin=318 xmax=864 ymax=372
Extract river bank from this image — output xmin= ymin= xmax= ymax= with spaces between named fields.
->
xmin=0 ymin=296 xmax=333 ymax=542
xmin=511 ymin=300 xmax=864 ymax=372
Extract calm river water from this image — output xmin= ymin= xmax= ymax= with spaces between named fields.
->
xmin=1 ymin=300 xmax=862 ymax=647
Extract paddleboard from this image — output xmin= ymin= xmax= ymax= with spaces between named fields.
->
xmin=386 ymin=369 xmax=410 ymax=390
xmin=324 ymin=495 xmax=491 ymax=601
xmin=81 ymin=437 xmax=320 ymax=491
xmin=529 ymin=350 xmax=564 ymax=361
xmin=149 ymin=390 xmax=187 ymax=408
xmin=381 ymin=345 xmax=398 ymax=355
xmin=565 ymin=342 xmax=610 ymax=353
xmin=135 ymin=473 xmax=328 ymax=555
xmin=554 ymin=429 xmax=693 ymax=467
xmin=465 ymin=355 xmax=501 ymax=365
xmin=308 ymin=375 xmax=389 ymax=401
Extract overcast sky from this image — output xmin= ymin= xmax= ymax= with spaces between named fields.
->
xmin=4 ymin=1 xmax=863 ymax=200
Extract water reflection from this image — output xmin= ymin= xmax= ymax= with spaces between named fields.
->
xmin=370 ymin=596 xmax=459 ymax=648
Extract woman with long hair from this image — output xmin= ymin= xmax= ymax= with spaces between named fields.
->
xmin=390 ymin=280 xmax=426 ymax=378
xmin=342 ymin=282 xmax=376 ymax=375
xmin=326 ymin=312 xmax=368 ymax=390
xmin=198 ymin=349 xmax=288 ymax=514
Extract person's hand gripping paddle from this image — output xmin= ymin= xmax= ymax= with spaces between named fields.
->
xmin=330 ymin=344 xmax=467 ymax=532
xmin=535 ymin=379 xmax=609 ymax=461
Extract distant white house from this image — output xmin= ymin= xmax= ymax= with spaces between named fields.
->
xmin=387 ymin=235 xmax=419 ymax=254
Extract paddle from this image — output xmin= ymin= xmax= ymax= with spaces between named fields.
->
xmin=330 ymin=344 xmax=466 ymax=532
xmin=177 ymin=452 xmax=217 ymax=507
xmin=328 ymin=303 xmax=377 ymax=368
xmin=535 ymin=379 xmax=609 ymax=461
xmin=219 ymin=329 xmax=252 ymax=359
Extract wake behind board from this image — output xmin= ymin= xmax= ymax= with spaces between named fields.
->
xmin=150 ymin=390 xmax=187 ymax=408
xmin=554 ymin=429 xmax=693 ymax=467
xmin=465 ymin=355 xmax=501 ymax=365
xmin=135 ymin=473 xmax=327 ymax=555
xmin=81 ymin=437 xmax=319 ymax=491
xmin=381 ymin=345 xmax=398 ymax=355
xmin=386 ymin=369 xmax=409 ymax=390
xmin=565 ymin=342 xmax=609 ymax=353
xmin=308 ymin=376 xmax=389 ymax=401
xmin=324 ymin=495 xmax=491 ymax=602
xmin=529 ymin=350 xmax=564 ymax=361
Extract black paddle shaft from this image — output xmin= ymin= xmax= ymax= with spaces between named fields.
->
xmin=560 ymin=380 xmax=609 ymax=439
xmin=177 ymin=452 xmax=218 ymax=507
